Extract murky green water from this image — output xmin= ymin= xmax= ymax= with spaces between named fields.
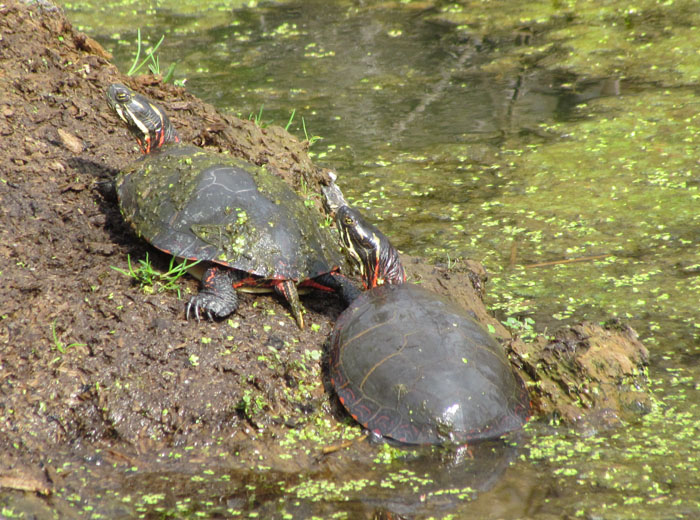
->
xmin=49 ymin=0 xmax=700 ymax=517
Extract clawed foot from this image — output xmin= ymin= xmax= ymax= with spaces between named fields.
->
xmin=186 ymin=292 xmax=236 ymax=321
xmin=186 ymin=266 xmax=239 ymax=321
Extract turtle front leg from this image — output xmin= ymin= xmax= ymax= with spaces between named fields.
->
xmin=273 ymin=279 xmax=304 ymax=329
xmin=186 ymin=266 xmax=239 ymax=321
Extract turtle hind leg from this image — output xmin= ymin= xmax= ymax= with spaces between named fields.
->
xmin=186 ymin=266 xmax=239 ymax=321
xmin=274 ymin=279 xmax=304 ymax=329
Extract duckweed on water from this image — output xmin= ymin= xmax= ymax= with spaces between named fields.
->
xmin=289 ymin=477 xmax=375 ymax=503
xmin=63 ymin=0 xmax=248 ymax=35
xmin=525 ymin=383 xmax=700 ymax=516
xmin=373 ymin=443 xmax=417 ymax=465
xmin=356 ymin=87 xmax=700 ymax=351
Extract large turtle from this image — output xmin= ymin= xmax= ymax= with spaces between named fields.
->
xmin=106 ymin=83 xmax=358 ymax=328
xmin=326 ymin=197 xmax=531 ymax=444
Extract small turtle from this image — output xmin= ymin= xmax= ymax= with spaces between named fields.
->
xmin=328 ymin=202 xmax=531 ymax=444
xmin=107 ymin=83 xmax=357 ymax=328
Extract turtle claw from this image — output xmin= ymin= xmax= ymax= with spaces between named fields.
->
xmin=185 ymin=297 xmax=203 ymax=321
xmin=185 ymin=299 xmax=204 ymax=321
xmin=186 ymin=292 xmax=235 ymax=322
xmin=185 ymin=266 xmax=239 ymax=322
xmin=185 ymin=300 xmax=196 ymax=321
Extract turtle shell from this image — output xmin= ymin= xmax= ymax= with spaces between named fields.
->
xmin=329 ymin=283 xmax=530 ymax=445
xmin=116 ymin=144 xmax=348 ymax=280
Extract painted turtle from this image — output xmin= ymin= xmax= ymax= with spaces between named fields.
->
xmin=328 ymin=204 xmax=531 ymax=444
xmin=106 ymin=83 xmax=357 ymax=328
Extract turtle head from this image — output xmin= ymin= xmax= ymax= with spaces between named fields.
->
xmin=336 ymin=205 xmax=406 ymax=288
xmin=106 ymin=83 xmax=178 ymax=154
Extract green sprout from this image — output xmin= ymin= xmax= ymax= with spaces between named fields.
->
xmin=301 ymin=116 xmax=322 ymax=146
xmin=235 ymin=388 xmax=268 ymax=418
xmin=445 ymin=253 xmax=460 ymax=271
xmin=111 ymin=253 xmax=199 ymax=298
xmin=285 ymin=108 xmax=296 ymax=131
xmin=127 ymin=28 xmax=176 ymax=83
xmin=51 ymin=320 xmax=86 ymax=355
xmin=249 ymin=105 xmax=269 ymax=127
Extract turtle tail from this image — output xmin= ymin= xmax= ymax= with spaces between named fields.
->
xmin=275 ymin=279 xmax=304 ymax=329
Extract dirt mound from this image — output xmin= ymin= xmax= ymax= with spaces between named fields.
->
xmin=0 ymin=0 xmax=342 ymax=454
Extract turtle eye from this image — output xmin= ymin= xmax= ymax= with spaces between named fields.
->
xmin=115 ymin=91 xmax=129 ymax=102
xmin=343 ymin=215 xmax=355 ymax=227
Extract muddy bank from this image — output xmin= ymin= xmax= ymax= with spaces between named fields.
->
xmin=0 ymin=0 xmax=650 ymax=511
xmin=1 ymin=0 xmax=341 ymax=454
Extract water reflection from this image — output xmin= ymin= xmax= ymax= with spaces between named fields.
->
xmin=194 ymin=2 xmax=621 ymax=155
xmin=97 ymin=2 xmax=621 ymax=170
xmin=115 ymin=439 xmax=523 ymax=518
xmin=350 ymin=440 xmax=519 ymax=518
